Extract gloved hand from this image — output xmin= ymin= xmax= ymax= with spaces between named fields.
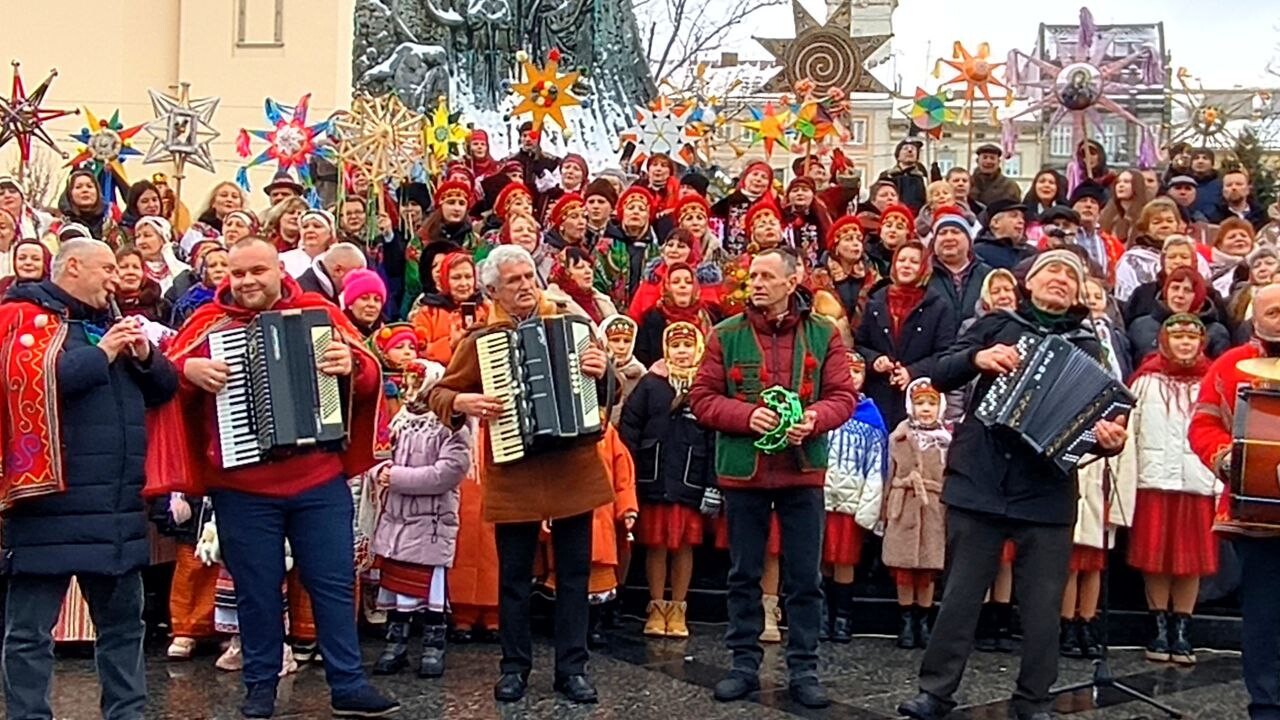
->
xmin=535 ymin=168 xmax=561 ymax=193
xmin=699 ymin=488 xmax=723 ymax=517
xmin=169 ymin=493 xmax=192 ymax=526
xmin=195 ymin=516 xmax=220 ymax=566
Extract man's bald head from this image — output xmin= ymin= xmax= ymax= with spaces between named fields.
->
xmin=52 ymin=238 xmax=116 ymax=309
xmin=227 ymin=235 xmax=284 ymax=310
xmin=322 ymin=242 xmax=367 ymax=290
xmin=1254 ymin=284 xmax=1280 ymax=342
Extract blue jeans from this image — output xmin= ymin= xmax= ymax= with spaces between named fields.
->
xmin=1236 ymin=537 xmax=1280 ymax=720
xmin=212 ymin=476 xmax=364 ymax=695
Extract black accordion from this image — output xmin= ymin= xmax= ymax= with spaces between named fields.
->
xmin=475 ymin=315 xmax=603 ymax=464
xmin=209 ymin=309 xmax=347 ymax=469
xmin=975 ymin=333 xmax=1134 ymax=474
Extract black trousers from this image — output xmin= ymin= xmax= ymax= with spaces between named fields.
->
xmin=918 ymin=508 xmax=1073 ymax=716
xmin=1236 ymin=536 xmax=1280 ymax=720
xmin=495 ymin=512 xmax=592 ymax=678
xmin=723 ymin=487 xmax=825 ymax=683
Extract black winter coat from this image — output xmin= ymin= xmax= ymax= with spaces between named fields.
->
xmin=619 ymin=374 xmax=716 ymax=509
xmin=1123 ymin=276 xmax=1229 ymax=327
xmin=1126 ymin=302 xmax=1231 ymax=368
xmin=855 ymin=286 xmax=958 ymax=429
xmin=973 ymin=233 xmax=1037 ymax=270
xmin=927 ymin=258 xmax=994 ymax=326
xmin=2 ymin=281 xmax=179 ymax=576
xmin=933 ymin=304 xmax=1115 ymax=526
xmin=296 ymin=264 xmax=338 ymax=304
xmin=879 ymin=164 xmax=928 ymax=213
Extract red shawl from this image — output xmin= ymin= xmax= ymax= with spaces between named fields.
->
xmin=657 ymin=262 xmax=710 ymax=330
xmin=143 ymin=276 xmax=390 ymax=498
xmin=0 ymin=301 xmax=69 ymax=510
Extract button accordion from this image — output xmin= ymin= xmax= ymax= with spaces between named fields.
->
xmin=1229 ymin=384 xmax=1280 ymax=526
xmin=474 ymin=315 xmax=603 ymax=464
xmin=209 ymin=309 xmax=347 ymax=469
xmin=975 ymin=332 xmax=1134 ymax=474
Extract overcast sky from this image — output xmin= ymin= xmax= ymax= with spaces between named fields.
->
xmin=717 ymin=0 xmax=1279 ymax=90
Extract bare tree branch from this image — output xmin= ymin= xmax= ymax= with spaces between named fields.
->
xmin=651 ymin=0 xmax=787 ymax=85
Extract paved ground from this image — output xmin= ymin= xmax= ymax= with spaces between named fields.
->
xmin=20 ymin=618 xmax=1243 ymax=719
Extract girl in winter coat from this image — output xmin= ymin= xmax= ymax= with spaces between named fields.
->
xmin=627 ymin=229 xmax=723 ymax=321
xmin=56 ymin=168 xmax=108 ymax=240
xmin=621 ymin=322 xmax=717 ymax=639
xmin=1127 ymin=267 xmax=1231 ymax=366
xmin=1114 ymin=314 xmax=1219 ymax=667
xmin=782 ymin=177 xmax=832 ymax=269
xmin=1099 ymin=169 xmax=1152 ymax=244
xmin=602 ymin=314 xmax=646 ymax=425
xmin=369 ymin=323 xmax=428 ymax=418
xmin=822 ymin=351 xmax=887 ymax=642
xmin=881 ymin=378 xmax=950 ymax=649
xmin=711 ymin=160 xmax=775 ymax=257
xmin=825 ymin=216 xmax=882 ymax=326
xmin=371 ymin=360 xmax=472 ymax=678
xmin=634 ymin=262 xmax=719 ymax=367
xmin=0 ymin=237 xmax=51 ymax=297
xmin=856 ymin=241 xmax=958 ymax=429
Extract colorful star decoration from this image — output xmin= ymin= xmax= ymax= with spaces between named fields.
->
xmin=0 ymin=61 xmax=78 ymax=172
xmin=333 ymin=92 xmax=422 ymax=184
xmin=753 ymin=0 xmax=890 ymax=96
xmin=67 ymin=107 xmax=144 ymax=200
xmin=934 ymin=42 xmax=1012 ymax=124
xmin=740 ymin=102 xmax=793 ymax=159
xmin=620 ymin=96 xmax=689 ymax=165
xmin=234 ymin=93 xmax=335 ymax=191
xmin=510 ymin=49 xmax=581 ymax=133
xmin=142 ymin=83 xmax=221 ymax=175
xmin=906 ymin=87 xmax=956 ymax=139
xmin=1169 ymin=67 xmax=1255 ymax=150
xmin=422 ymin=96 xmax=468 ymax=169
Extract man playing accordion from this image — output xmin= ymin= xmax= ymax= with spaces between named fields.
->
xmin=898 ymin=250 xmax=1128 ymax=720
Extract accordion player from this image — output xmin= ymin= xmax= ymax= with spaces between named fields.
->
xmin=976 ymin=332 xmax=1135 ymax=474
xmin=208 ymin=308 xmax=348 ymax=469
xmin=473 ymin=315 xmax=605 ymax=464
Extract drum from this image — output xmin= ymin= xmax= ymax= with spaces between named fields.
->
xmin=1230 ymin=387 xmax=1280 ymax=526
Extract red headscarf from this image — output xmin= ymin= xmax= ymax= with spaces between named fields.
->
xmin=437 ymin=252 xmax=475 ymax=301
xmin=885 ymin=241 xmax=930 ymax=342
xmin=657 ymin=262 xmax=711 ymax=332
xmin=553 ymin=248 xmax=604 ymax=323
xmin=1161 ymin=266 xmax=1207 ymax=315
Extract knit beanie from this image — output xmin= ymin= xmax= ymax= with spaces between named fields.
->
xmin=931 ymin=205 xmax=975 ymax=239
xmin=1026 ymin=249 xmax=1088 ymax=303
xmin=341 ymin=268 xmax=387 ymax=309
xmin=584 ymin=177 xmax=619 ymax=207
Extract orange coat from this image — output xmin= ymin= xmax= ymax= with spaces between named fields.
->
xmin=447 ymin=434 xmax=500 ymax=609
xmin=409 ymin=299 xmax=491 ymax=365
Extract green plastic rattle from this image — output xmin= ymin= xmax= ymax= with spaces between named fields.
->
xmin=754 ymin=385 xmax=804 ymax=454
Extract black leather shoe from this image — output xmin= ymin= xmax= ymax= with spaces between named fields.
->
xmin=1016 ymin=712 xmax=1053 ymax=720
xmin=553 ymin=674 xmax=599 ymax=704
xmin=448 ymin=628 xmax=474 ymax=644
xmin=1059 ymin=618 xmax=1082 ymax=659
xmin=417 ymin=625 xmax=447 ymax=679
xmin=493 ymin=672 xmax=528 ymax=702
xmin=713 ymin=673 xmax=760 ymax=702
xmin=897 ymin=691 xmax=955 ymax=720
xmin=974 ymin=604 xmax=997 ymax=653
xmin=789 ymin=681 xmax=830 ymax=709
xmin=239 ymin=681 xmax=277 ymax=719
xmin=330 ymin=685 xmax=400 ymax=718
xmin=914 ymin=606 xmax=932 ymax=649
xmin=831 ymin=615 xmax=853 ymax=644
xmin=1078 ymin=618 xmax=1103 ymax=660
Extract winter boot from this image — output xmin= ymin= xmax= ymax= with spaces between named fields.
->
xmin=1170 ymin=613 xmax=1196 ymax=665
xmin=667 ymin=601 xmax=690 ymax=638
xmin=830 ymin=582 xmax=854 ymax=644
xmin=372 ymin=613 xmax=411 ymax=675
xmin=587 ymin=605 xmax=607 ymax=648
xmin=1059 ymin=618 xmax=1082 ymax=658
xmin=418 ymin=623 xmax=447 ymax=678
xmin=819 ymin=579 xmax=832 ymax=642
xmin=992 ymin=602 xmax=1015 ymax=653
xmin=896 ymin=606 xmax=917 ymax=649
xmin=1078 ymin=617 xmax=1104 ymax=660
xmin=975 ymin=603 xmax=997 ymax=653
xmin=1145 ymin=610 xmax=1171 ymax=663
xmin=759 ymin=595 xmax=782 ymax=644
xmin=643 ymin=600 xmax=670 ymax=637
xmin=914 ymin=606 xmax=932 ymax=649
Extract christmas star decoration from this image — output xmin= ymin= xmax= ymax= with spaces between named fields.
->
xmin=753 ymin=0 xmax=890 ymax=96
xmin=934 ymin=42 xmax=1012 ymax=124
xmin=422 ymin=95 xmax=468 ymax=170
xmin=0 ymin=61 xmax=78 ymax=174
xmin=905 ymin=87 xmax=955 ymax=140
xmin=510 ymin=49 xmax=581 ymax=133
xmin=234 ymin=93 xmax=335 ymax=192
xmin=620 ymin=96 xmax=689 ymax=165
xmin=333 ymin=92 xmax=422 ymax=184
xmin=142 ymin=83 xmax=221 ymax=175
xmin=67 ymin=107 xmax=144 ymax=201
xmin=1169 ymin=67 xmax=1255 ymax=150
xmin=740 ymin=102 xmax=793 ymax=159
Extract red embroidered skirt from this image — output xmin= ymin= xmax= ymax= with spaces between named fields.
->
xmin=1127 ymin=490 xmax=1218 ymax=577
xmin=636 ymin=502 xmax=704 ymax=551
xmin=1069 ymin=546 xmax=1107 ymax=572
xmin=378 ymin=557 xmax=436 ymax=598
xmin=713 ymin=512 xmax=782 ymax=556
xmin=822 ymin=512 xmax=864 ymax=567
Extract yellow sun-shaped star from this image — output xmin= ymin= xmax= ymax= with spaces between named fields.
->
xmin=422 ymin=96 xmax=468 ymax=168
xmin=511 ymin=50 xmax=581 ymax=133
xmin=740 ymin=102 xmax=793 ymax=159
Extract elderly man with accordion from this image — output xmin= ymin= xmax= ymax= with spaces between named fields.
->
xmin=1189 ymin=283 xmax=1280 ymax=720
xmin=897 ymin=249 xmax=1130 ymax=720
xmin=426 ymin=244 xmax=613 ymax=705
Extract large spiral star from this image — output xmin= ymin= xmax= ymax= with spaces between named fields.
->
xmin=754 ymin=0 xmax=889 ymax=96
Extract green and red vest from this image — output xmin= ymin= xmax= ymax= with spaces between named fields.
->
xmin=713 ymin=312 xmax=834 ymax=480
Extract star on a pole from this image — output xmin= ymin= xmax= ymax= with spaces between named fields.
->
xmin=753 ymin=0 xmax=890 ymax=96
xmin=0 ymin=61 xmax=78 ymax=172
xmin=510 ymin=49 xmax=581 ymax=133
xmin=142 ymin=83 xmax=221 ymax=176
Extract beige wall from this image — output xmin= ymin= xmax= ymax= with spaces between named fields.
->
xmin=1 ymin=0 xmax=352 ymax=214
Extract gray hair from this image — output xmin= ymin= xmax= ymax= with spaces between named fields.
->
xmin=52 ymin=238 xmax=111 ymax=279
xmin=753 ymin=247 xmax=799 ymax=276
xmin=323 ymin=242 xmax=367 ymax=268
xmin=479 ymin=245 xmax=536 ymax=290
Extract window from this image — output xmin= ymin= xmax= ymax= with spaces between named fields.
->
xmin=1002 ymin=154 xmax=1022 ymax=178
xmin=848 ymin=118 xmax=867 ymax=146
xmin=1100 ymin=121 xmax=1127 ymax=161
xmin=237 ymin=0 xmax=284 ymax=48
xmin=936 ymin=150 xmax=956 ymax=174
xmin=1049 ymin=125 xmax=1073 ymax=157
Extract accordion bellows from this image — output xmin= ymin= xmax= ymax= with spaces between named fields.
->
xmin=976 ymin=333 xmax=1135 ymax=474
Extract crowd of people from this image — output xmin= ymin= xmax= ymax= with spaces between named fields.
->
xmin=1 ymin=123 xmax=1280 ymax=720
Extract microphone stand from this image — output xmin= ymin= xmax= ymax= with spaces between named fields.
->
xmin=1050 ymin=460 xmax=1183 ymax=718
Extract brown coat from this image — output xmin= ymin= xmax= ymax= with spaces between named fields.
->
xmin=881 ymin=421 xmax=948 ymax=572
xmin=427 ymin=294 xmax=614 ymax=524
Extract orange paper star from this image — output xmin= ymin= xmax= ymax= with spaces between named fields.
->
xmin=740 ymin=102 xmax=792 ymax=159
xmin=511 ymin=51 xmax=581 ymax=133
xmin=935 ymin=42 xmax=1012 ymax=123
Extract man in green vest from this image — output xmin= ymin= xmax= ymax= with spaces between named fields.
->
xmin=689 ymin=247 xmax=856 ymax=709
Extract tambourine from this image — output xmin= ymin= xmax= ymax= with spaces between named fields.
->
xmin=754 ymin=385 xmax=804 ymax=454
